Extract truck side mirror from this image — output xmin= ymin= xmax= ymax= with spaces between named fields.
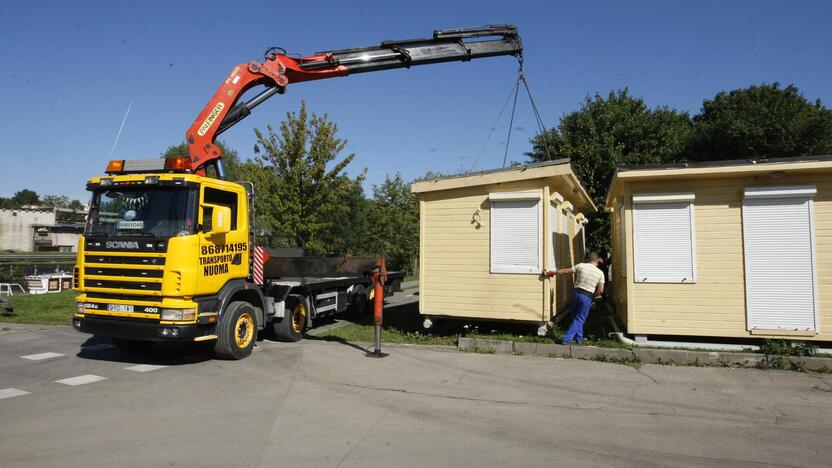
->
xmin=203 ymin=204 xmax=231 ymax=235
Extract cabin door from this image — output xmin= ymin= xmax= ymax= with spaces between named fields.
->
xmin=742 ymin=188 xmax=817 ymax=333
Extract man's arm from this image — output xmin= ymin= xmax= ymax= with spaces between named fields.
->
xmin=594 ymin=282 xmax=605 ymax=298
xmin=555 ymin=268 xmax=574 ymax=276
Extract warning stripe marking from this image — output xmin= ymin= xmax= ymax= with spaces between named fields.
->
xmin=253 ymin=246 xmax=264 ymax=285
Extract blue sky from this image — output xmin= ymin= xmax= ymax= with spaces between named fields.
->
xmin=1 ymin=0 xmax=830 ymax=201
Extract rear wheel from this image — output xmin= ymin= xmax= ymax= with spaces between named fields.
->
xmin=273 ymin=295 xmax=307 ymax=342
xmin=112 ymin=338 xmax=155 ymax=354
xmin=214 ymin=301 xmax=257 ymax=360
xmin=344 ymin=286 xmax=368 ymax=320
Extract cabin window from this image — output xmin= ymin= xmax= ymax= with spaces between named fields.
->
xmin=632 ymin=193 xmax=696 ymax=283
xmin=202 ymin=187 xmax=238 ymax=232
xmin=489 ymin=193 xmax=541 ymax=274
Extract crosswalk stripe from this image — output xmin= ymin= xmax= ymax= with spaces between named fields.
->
xmin=0 ymin=388 xmax=30 ymax=400
xmin=124 ymin=364 xmax=167 ymax=373
xmin=55 ymin=374 xmax=107 ymax=386
xmin=21 ymin=352 xmax=64 ymax=361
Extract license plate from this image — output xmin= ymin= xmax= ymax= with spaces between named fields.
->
xmin=107 ymin=304 xmax=134 ymax=312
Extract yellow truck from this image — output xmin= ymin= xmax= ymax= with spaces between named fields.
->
xmin=71 ymin=26 xmax=522 ymax=359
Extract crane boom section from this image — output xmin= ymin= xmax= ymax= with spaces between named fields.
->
xmin=186 ymin=25 xmax=522 ymax=175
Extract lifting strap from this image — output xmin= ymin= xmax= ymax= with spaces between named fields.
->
xmin=469 ymin=58 xmax=556 ymax=171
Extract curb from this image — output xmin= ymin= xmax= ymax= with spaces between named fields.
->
xmin=457 ymin=337 xmax=832 ymax=372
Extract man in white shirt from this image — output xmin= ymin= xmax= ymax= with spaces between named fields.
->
xmin=554 ymin=252 xmax=605 ymax=344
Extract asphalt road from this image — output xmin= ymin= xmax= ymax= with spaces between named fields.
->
xmin=1 ymin=321 xmax=832 ymax=467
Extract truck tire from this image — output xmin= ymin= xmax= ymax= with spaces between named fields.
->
xmin=344 ymin=286 xmax=368 ymax=320
xmin=214 ymin=301 xmax=257 ymax=360
xmin=112 ymin=338 xmax=155 ymax=354
xmin=273 ymin=294 xmax=308 ymax=342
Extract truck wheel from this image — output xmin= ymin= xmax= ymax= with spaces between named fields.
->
xmin=273 ymin=294 xmax=307 ymax=342
xmin=214 ymin=301 xmax=257 ymax=360
xmin=344 ymin=286 xmax=367 ymax=319
xmin=112 ymin=338 xmax=155 ymax=354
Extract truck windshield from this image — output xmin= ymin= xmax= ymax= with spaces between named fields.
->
xmin=86 ymin=187 xmax=197 ymax=239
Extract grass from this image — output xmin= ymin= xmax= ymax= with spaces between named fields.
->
xmin=317 ymin=301 xmax=458 ymax=346
xmin=0 ymin=290 xmax=78 ymax=325
xmin=316 ymin=297 xmax=626 ymax=349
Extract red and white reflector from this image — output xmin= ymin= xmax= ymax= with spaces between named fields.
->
xmin=253 ymin=246 xmax=265 ymax=285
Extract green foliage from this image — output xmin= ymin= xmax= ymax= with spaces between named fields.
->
xmin=0 ymin=189 xmax=41 ymax=209
xmin=329 ymin=177 xmax=373 ymax=256
xmin=689 ymin=83 xmax=832 ymax=162
xmin=41 ymin=195 xmax=70 ymax=208
xmin=41 ymin=195 xmax=85 ymax=210
xmin=232 ymin=158 xmax=281 ymax=245
xmin=527 ymin=89 xmax=692 ymax=252
xmin=760 ymin=339 xmax=816 ymax=357
xmin=252 ymin=101 xmax=361 ymax=255
xmin=366 ymin=173 xmax=420 ymax=273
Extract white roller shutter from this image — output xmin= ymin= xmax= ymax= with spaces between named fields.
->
xmin=490 ymin=198 xmax=541 ymax=274
xmin=550 ymin=204 xmax=558 ymax=269
xmin=562 ymin=209 xmax=571 ymax=266
xmin=632 ymin=194 xmax=696 ymax=283
xmin=743 ymin=188 xmax=817 ymax=332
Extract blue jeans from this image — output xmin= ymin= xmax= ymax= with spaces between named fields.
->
xmin=563 ymin=290 xmax=593 ymax=344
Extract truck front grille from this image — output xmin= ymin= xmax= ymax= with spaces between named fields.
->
xmin=85 ymin=255 xmax=165 ymax=266
xmin=82 ymin=251 xmax=166 ymax=296
xmin=83 ymin=279 xmax=162 ymax=292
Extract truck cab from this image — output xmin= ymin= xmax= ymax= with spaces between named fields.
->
xmin=73 ymin=158 xmax=265 ymax=359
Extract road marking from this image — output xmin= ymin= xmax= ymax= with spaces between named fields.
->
xmin=0 ymin=388 xmax=30 ymax=400
xmin=124 ymin=364 xmax=167 ymax=373
xmin=21 ymin=352 xmax=64 ymax=361
xmin=55 ymin=374 xmax=107 ymax=386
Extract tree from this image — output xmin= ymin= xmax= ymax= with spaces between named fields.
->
xmin=67 ymin=199 xmax=85 ymax=210
xmin=329 ymin=176 xmax=372 ymax=256
xmin=9 ymin=189 xmax=40 ymax=208
xmin=366 ymin=173 xmax=420 ymax=273
xmin=253 ymin=101 xmax=362 ymax=255
xmin=689 ymin=83 xmax=832 ymax=161
xmin=41 ymin=195 xmax=71 ymax=208
xmin=527 ymin=89 xmax=692 ymax=252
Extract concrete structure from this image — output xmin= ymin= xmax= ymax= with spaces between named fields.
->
xmin=606 ymin=155 xmax=832 ymax=342
xmin=0 ymin=208 xmax=83 ymax=252
xmin=0 ymin=208 xmax=56 ymax=252
xmin=412 ymin=160 xmax=596 ymax=331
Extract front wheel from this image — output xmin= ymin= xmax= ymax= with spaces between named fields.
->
xmin=214 ymin=301 xmax=257 ymax=360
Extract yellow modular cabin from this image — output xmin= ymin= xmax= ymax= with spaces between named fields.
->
xmin=411 ymin=160 xmax=596 ymax=332
xmin=606 ymin=156 xmax=832 ymax=342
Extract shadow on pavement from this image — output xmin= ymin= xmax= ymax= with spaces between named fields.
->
xmin=76 ymin=335 xmax=215 ymax=366
xmin=306 ymin=334 xmax=372 ymax=354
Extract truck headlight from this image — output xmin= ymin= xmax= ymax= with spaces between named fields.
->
xmin=161 ymin=308 xmax=196 ymax=321
xmin=76 ymin=303 xmax=85 ymax=314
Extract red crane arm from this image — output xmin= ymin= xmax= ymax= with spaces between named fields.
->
xmin=185 ymin=25 xmax=522 ymax=176
xmin=185 ymin=55 xmax=348 ymax=174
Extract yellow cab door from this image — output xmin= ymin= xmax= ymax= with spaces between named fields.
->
xmin=197 ymin=183 xmax=249 ymax=295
